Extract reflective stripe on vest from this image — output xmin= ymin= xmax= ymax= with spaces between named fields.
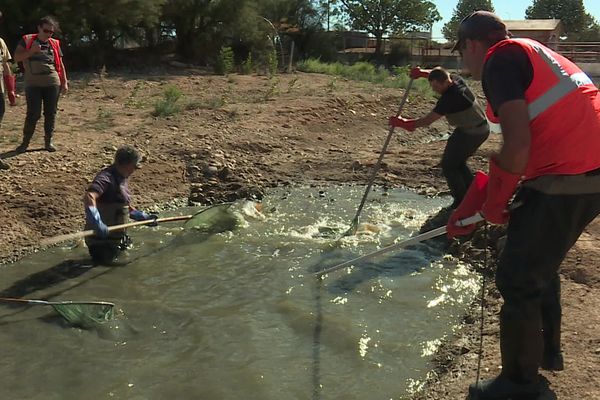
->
xmin=526 ymin=42 xmax=593 ymax=120
xmin=483 ymin=38 xmax=600 ymax=179
xmin=485 ymin=39 xmax=595 ymax=124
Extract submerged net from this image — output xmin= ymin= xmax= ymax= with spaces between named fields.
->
xmin=183 ymin=203 xmax=240 ymax=233
xmin=51 ymin=302 xmax=114 ymax=329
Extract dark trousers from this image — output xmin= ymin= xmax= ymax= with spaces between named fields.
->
xmin=496 ymin=187 xmax=600 ymax=383
xmin=23 ymin=85 xmax=60 ymax=142
xmin=441 ymin=127 xmax=489 ymax=206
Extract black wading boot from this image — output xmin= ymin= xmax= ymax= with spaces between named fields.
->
xmin=45 ymin=133 xmax=56 ymax=152
xmin=16 ymin=131 xmax=34 ymax=153
xmin=474 ymin=296 xmax=545 ymax=399
xmin=541 ymin=351 xmax=564 ymax=371
xmin=469 ymin=374 xmax=542 ymax=400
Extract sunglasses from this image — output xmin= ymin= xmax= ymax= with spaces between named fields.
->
xmin=43 ymin=29 xmax=54 ymax=34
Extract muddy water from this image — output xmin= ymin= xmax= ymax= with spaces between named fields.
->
xmin=0 ymin=186 xmax=479 ymax=400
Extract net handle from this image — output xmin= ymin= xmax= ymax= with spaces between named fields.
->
xmin=40 ymin=215 xmax=194 ymax=246
xmin=0 ymin=297 xmax=115 ymax=307
xmin=343 ymin=78 xmax=415 ymax=237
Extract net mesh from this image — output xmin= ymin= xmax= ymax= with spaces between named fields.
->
xmin=51 ymin=303 xmax=114 ymax=329
xmin=183 ymin=204 xmax=240 ymax=233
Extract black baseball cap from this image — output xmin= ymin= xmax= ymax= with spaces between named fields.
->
xmin=452 ymin=11 xmax=508 ymax=52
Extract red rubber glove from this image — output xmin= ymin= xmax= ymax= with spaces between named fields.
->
xmin=410 ymin=67 xmax=429 ymax=80
xmin=481 ymin=158 xmax=522 ymax=225
xmin=447 ymin=171 xmax=489 ymax=238
xmin=3 ymin=74 xmax=16 ymax=106
xmin=389 ymin=116 xmax=416 ymax=131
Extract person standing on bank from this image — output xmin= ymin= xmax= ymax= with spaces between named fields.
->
xmin=84 ymin=146 xmax=158 ymax=265
xmin=0 ymin=10 xmax=14 ymax=170
xmin=13 ymin=16 xmax=68 ymax=153
xmin=446 ymin=11 xmax=600 ymax=400
xmin=389 ymin=66 xmax=489 ymax=207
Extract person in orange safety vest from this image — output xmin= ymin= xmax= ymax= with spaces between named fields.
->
xmin=447 ymin=11 xmax=600 ymax=400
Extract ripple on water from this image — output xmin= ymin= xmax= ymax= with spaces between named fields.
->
xmin=0 ymin=185 xmax=478 ymax=399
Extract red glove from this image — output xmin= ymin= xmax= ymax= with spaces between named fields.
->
xmin=410 ymin=67 xmax=429 ymax=80
xmin=447 ymin=171 xmax=489 ymax=238
xmin=481 ymin=158 xmax=522 ymax=225
xmin=389 ymin=116 xmax=416 ymax=131
xmin=3 ymin=75 xmax=16 ymax=106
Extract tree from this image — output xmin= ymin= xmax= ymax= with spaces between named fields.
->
xmin=525 ymin=0 xmax=600 ymax=41
xmin=338 ymin=0 xmax=441 ymax=59
xmin=54 ymin=0 xmax=166 ymax=50
xmin=442 ymin=0 xmax=494 ymax=42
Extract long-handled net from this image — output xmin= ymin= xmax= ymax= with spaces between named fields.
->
xmin=183 ymin=203 xmax=238 ymax=232
xmin=0 ymin=298 xmax=114 ymax=329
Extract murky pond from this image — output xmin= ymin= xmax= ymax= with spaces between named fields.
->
xmin=0 ymin=186 xmax=479 ymax=400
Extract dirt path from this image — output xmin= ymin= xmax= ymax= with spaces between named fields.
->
xmin=1 ymin=70 xmax=598 ymax=399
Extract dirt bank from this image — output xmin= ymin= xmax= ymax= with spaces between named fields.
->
xmin=1 ymin=70 xmax=598 ymax=399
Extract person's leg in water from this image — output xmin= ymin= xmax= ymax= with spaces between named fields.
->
xmin=86 ymin=235 xmax=131 ymax=266
xmin=87 ymin=242 xmax=120 ymax=265
xmin=441 ymin=128 xmax=488 ymax=208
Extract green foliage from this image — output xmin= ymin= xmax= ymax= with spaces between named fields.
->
xmin=241 ymin=53 xmax=254 ymax=74
xmin=186 ymin=96 xmax=225 ymax=110
xmin=526 ymin=0 xmax=600 ymax=41
xmin=215 ymin=46 xmax=235 ymax=75
xmin=126 ymin=81 xmax=146 ymax=108
xmin=263 ymin=78 xmax=280 ymax=101
xmin=442 ymin=0 xmax=495 ymax=41
xmin=338 ymin=0 xmax=441 ymax=57
xmin=287 ymin=76 xmax=300 ymax=92
xmin=153 ymin=85 xmax=183 ymax=117
xmin=267 ymin=48 xmax=278 ymax=77
xmin=93 ymin=107 xmax=115 ymax=130
xmin=297 ymin=59 xmax=433 ymax=95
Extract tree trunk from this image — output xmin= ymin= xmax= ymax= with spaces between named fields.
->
xmin=375 ymin=34 xmax=383 ymax=64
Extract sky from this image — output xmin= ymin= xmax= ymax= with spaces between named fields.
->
xmin=431 ymin=0 xmax=600 ymax=40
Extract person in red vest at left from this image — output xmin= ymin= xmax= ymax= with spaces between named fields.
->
xmin=14 ymin=15 xmax=68 ymax=153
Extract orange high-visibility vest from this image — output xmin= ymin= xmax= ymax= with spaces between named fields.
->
xmin=23 ymin=33 xmax=65 ymax=85
xmin=484 ymin=38 xmax=600 ymax=180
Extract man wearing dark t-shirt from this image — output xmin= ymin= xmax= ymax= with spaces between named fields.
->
xmin=447 ymin=11 xmax=600 ymax=400
xmin=389 ymin=66 xmax=489 ymax=207
xmin=84 ymin=146 xmax=157 ymax=264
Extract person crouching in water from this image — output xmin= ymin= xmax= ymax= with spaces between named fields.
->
xmin=389 ymin=67 xmax=489 ymax=208
xmin=84 ymin=145 xmax=157 ymax=265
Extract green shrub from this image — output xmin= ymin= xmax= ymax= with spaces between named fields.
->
xmin=267 ymin=48 xmax=278 ymax=77
xmin=153 ymin=85 xmax=183 ymax=117
xmin=241 ymin=53 xmax=253 ymax=75
xmin=214 ymin=46 xmax=234 ymax=75
xmin=297 ymin=58 xmax=433 ymax=96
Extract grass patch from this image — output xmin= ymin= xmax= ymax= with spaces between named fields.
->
xmin=185 ymin=96 xmax=225 ymax=111
xmin=153 ymin=85 xmax=183 ymax=117
xmin=297 ymin=59 xmax=433 ymax=95
xmin=92 ymin=107 xmax=115 ymax=130
xmin=126 ymin=81 xmax=146 ymax=108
